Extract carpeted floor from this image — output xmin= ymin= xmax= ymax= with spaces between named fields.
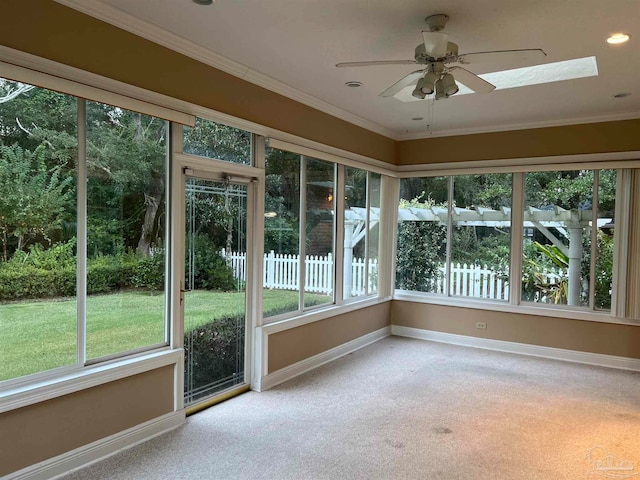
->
xmin=63 ymin=336 xmax=640 ymax=479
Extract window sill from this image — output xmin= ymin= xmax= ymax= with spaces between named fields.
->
xmin=261 ymin=295 xmax=392 ymax=334
xmin=0 ymin=348 xmax=182 ymax=414
xmin=393 ymin=292 xmax=640 ymax=327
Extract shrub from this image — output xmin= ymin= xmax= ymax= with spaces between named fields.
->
xmin=184 ymin=315 xmax=244 ymax=398
xmin=131 ymin=253 xmax=164 ymax=291
xmin=189 ymin=234 xmax=236 ymax=291
xmin=0 ymin=264 xmax=75 ymax=300
xmin=86 ymin=254 xmax=137 ymax=294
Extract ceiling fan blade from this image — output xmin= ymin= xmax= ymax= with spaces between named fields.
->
xmin=422 ymin=31 xmax=449 ymax=58
xmin=448 ymin=67 xmax=495 ymax=93
xmin=379 ymin=70 xmax=425 ymax=97
xmin=456 ymin=48 xmax=547 ymax=67
xmin=336 ymin=60 xmax=417 ymax=68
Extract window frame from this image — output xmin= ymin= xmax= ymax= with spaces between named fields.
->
xmin=394 ymin=161 xmax=640 ymax=324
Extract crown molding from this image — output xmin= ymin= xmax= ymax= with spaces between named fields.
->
xmin=397 ymin=111 xmax=640 ymax=141
xmin=53 ymin=0 xmax=399 ymax=140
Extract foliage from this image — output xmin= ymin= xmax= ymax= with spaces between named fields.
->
xmin=0 ymin=144 xmax=75 ymax=259
xmin=131 ymin=253 xmax=165 ymax=291
xmin=184 ymin=314 xmax=244 ymax=398
xmin=184 ymin=118 xmax=251 ymax=163
xmin=188 ymin=234 xmax=237 ymax=291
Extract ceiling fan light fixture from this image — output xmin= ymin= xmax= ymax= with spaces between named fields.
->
xmin=441 ymin=73 xmax=459 ymax=96
xmin=192 ymin=0 xmax=214 ymax=5
xmin=435 ymin=79 xmax=447 ymax=100
xmin=411 ymin=84 xmax=427 ymax=99
xmin=416 ymin=76 xmax=435 ymax=95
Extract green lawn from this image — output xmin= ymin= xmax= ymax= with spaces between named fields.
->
xmin=0 ymin=289 xmax=331 ymax=381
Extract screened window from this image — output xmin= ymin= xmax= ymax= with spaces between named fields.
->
xmin=0 ymin=78 xmax=169 ymax=384
xmin=85 ymin=101 xmax=168 ymax=360
xmin=396 ymin=170 xmax=617 ymax=313
xmin=0 ymin=80 xmax=78 ymax=381
xmin=344 ymin=168 xmax=381 ymax=299
xmin=183 ymin=118 xmax=251 ymax=165
xmin=522 ymin=170 xmax=615 ymax=310
xmin=263 ymin=147 xmax=336 ymax=319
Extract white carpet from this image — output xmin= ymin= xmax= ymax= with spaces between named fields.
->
xmin=64 ymin=336 xmax=640 ymax=479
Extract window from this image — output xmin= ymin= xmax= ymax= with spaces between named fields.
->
xmin=522 ymin=170 xmax=615 ymax=310
xmin=0 ymin=80 xmax=78 ymax=381
xmin=183 ymin=118 xmax=251 ymax=165
xmin=396 ymin=170 xmax=616 ymax=313
xmin=263 ymin=147 xmax=336 ymax=319
xmin=344 ymin=168 xmax=381 ymax=299
xmin=85 ymin=101 xmax=168 ymax=360
xmin=0 ymin=78 xmax=169 ymax=384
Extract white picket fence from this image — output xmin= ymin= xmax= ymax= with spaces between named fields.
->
xmin=221 ymin=249 xmax=377 ymax=296
xmin=221 ymin=250 xmax=563 ymax=301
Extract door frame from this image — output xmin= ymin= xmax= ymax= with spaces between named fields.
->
xmin=170 ymin=128 xmax=264 ymax=411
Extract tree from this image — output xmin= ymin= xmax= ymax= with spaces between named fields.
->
xmin=0 ymin=144 xmax=74 ymax=260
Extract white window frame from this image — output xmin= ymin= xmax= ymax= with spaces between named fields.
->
xmin=394 ymin=160 xmax=640 ymax=326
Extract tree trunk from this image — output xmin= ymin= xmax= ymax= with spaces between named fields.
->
xmin=137 ymin=176 xmax=164 ymax=256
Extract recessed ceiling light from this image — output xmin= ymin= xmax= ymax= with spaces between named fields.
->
xmin=613 ymin=92 xmax=632 ymax=98
xmin=193 ymin=0 xmax=214 ymax=5
xmin=345 ymin=81 xmax=363 ymax=88
xmin=607 ymin=33 xmax=630 ymax=44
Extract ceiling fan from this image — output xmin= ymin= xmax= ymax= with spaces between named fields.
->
xmin=336 ymin=14 xmax=547 ymax=100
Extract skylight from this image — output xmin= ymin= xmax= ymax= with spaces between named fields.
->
xmin=395 ymin=56 xmax=598 ymax=102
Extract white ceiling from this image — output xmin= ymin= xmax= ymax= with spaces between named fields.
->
xmin=64 ymin=0 xmax=640 ymax=139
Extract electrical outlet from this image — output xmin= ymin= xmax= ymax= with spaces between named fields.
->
xmin=476 ymin=321 xmax=487 ymax=330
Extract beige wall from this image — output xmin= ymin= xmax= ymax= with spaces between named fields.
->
xmin=0 ymin=366 xmax=175 ymax=476
xmin=0 ymin=0 xmax=396 ymax=165
xmin=391 ymin=301 xmax=640 ymax=359
xmin=268 ymin=302 xmax=391 ymax=373
xmin=397 ymin=119 xmax=640 ymax=165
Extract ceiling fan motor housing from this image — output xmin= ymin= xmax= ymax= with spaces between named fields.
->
xmin=414 ymin=42 xmax=459 ymax=62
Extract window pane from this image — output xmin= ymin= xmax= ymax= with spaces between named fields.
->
xmin=85 ymin=102 xmax=167 ymax=360
xmin=0 ymin=80 xmax=78 ymax=381
xmin=451 ymin=174 xmax=511 ymax=300
xmin=595 ymin=170 xmax=616 ymax=311
xmin=344 ymin=167 xmax=367 ymax=299
xmin=304 ymin=157 xmax=335 ymax=308
xmin=263 ymin=148 xmax=301 ymax=318
xmin=522 ymin=171 xmax=592 ymax=306
xmin=368 ymin=173 xmax=381 ymax=295
xmin=183 ymin=118 xmax=251 ymax=165
xmin=396 ymin=177 xmax=448 ymax=293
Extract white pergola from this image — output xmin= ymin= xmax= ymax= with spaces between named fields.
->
xmin=345 ymin=205 xmax=611 ymax=305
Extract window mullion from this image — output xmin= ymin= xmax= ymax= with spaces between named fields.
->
xmin=299 ymin=156 xmax=307 ymax=312
xmin=589 ymin=171 xmax=599 ymax=309
xmin=445 ymin=176 xmax=453 ymax=297
xmin=364 ymin=172 xmax=371 ymax=296
xmin=76 ymin=98 xmax=87 ymax=366
xmin=510 ymin=172 xmax=524 ymax=305
xmin=334 ymin=165 xmax=345 ymax=304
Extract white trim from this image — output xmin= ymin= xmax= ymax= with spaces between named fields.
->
xmin=391 ymin=326 xmax=640 ymax=372
xmin=393 ymin=292 xmax=640 ymax=327
xmin=0 ymin=48 xmax=195 ymax=126
xmin=5 ymin=411 xmax=185 ymax=480
xmin=258 ymin=326 xmax=390 ymax=391
xmin=395 ymin=151 xmax=640 ymax=176
xmin=0 ymin=349 xmax=182 ymax=414
xmin=397 ymin=112 xmax=640 ymax=140
xmin=262 ymin=297 xmax=391 ymax=334
xmin=53 ymin=0 xmax=397 ymax=140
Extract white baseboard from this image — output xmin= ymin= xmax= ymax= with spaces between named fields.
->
xmin=7 ymin=410 xmax=185 ymax=480
xmin=259 ymin=326 xmax=391 ymax=391
xmin=391 ymin=325 xmax=640 ymax=372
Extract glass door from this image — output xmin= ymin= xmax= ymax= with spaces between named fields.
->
xmin=183 ymin=174 xmax=248 ymax=406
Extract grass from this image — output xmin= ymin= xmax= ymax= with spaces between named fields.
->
xmin=0 ymin=289 xmax=331 ymax=382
